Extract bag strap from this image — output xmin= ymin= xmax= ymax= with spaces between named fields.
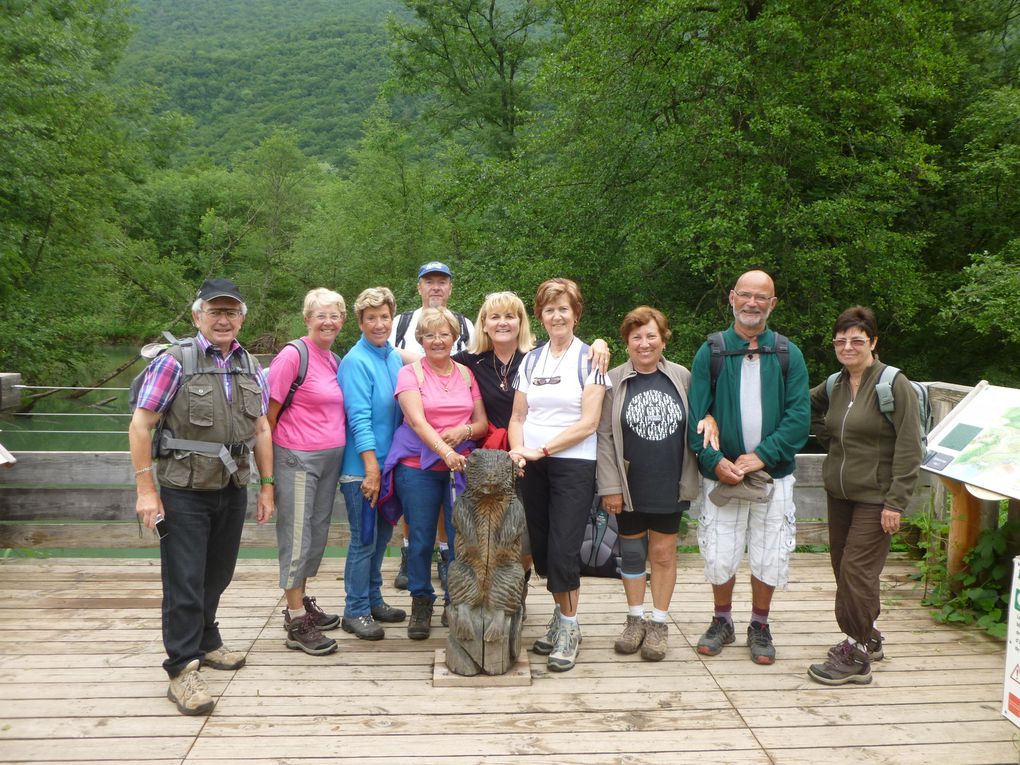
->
xmin=874 ymin=365 xmax=900 ymax=420
xmin=394 ymin=311 xmax=413 ymax=349
xmin=411 ymin=359 xmax=471 ymax=390
xmin=277 ymin=339 xmax=309 ymax=421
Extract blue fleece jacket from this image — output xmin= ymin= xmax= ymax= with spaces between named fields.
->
xmin=338 ymin=335 xmax=404 ymax=477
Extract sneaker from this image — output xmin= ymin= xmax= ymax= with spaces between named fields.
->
xmin=408 ymin=596 xmax=433 ymax=640
xmin=533 ymin=605 xmax=562 ymax=655
xmin=371 ymin=602 xmax=407 ymax=623
xmin=641 ymin=620 xmax=669 ymax=662
xmin=202 ymin=645 xmax=246 ymax=671
xmin=747 ymin=622 xmax=776 ymax=665
xmin=548 ymin=620 xmax=581 ymax=672
xmin=341 ymin=614 xmax=384 ymax=641
xmin=613 ymin=615 xmax=647 ymax=655
xmin=285 ymin=613 xmax=338 ymax=656
xmin=809 ymin=640 xmax=872 ymax=685
xmin=696 ymin=616 xmax=735 ymax=656
xmin=394 ymin=547 xmax=409 ymax=590
xmin=828 ymin=631 xmax=884 ymax=663
xmin=167 ymin=659 xmax=215 ymax=716
xmin=437 ymin=548 xmax=450 ymax=594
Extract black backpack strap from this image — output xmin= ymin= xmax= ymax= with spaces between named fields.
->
xmin=277 ymin=339 xmax=309 ymax=420
xmin=708 ymin=331 xmax=790 ymax=390
xmin=457 ymin=313 xmax=471 ymax=351
xmin=394 ymin=311 xmax=413 ymax=349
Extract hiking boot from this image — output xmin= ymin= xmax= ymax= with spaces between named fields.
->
xmin=202 ymin=645 xmax=246 ymax=670
xmin=641 ymin=620 xmax=669 ymax=662
xmin=548 ymin=620 xmax=582 ymax=672
xmin=533 ymin=605 xmax=562 ymax=655
xmin=167 ymin=659 xmax=215 ymax=716
xmin=437 ymin=548 xmax=450 ymax=595
xmin=809 ymin=640 xmax=872 ymax=685
xmin=828 ymin=631 xmax=884 ymax=663
xmin=371 ymin=602 xmax=406 ymax=623
xmin=613 ymin=615 xmax=647 ymax=655
xmin=696 ymin=616 xmax=735 ymax=656
xmin=747 ymin=622 xmax=776 ymax=665
xmin=408 ymin=596 xmax=433 ymax=640
xmin=341 ymin=614 xmax=384 ymax=641
xmin=302 ymin=595 xmax=340 ymax=630
xmin=394 ymin=547 xmax=409 ymax=590
xmin=285 ymin=613 xmax=338 ymax=656
xmin=868 ymin=630 xmax=884 ymax=661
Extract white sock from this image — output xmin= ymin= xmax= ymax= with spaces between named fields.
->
xmin=560 ymin=613 xmax=578 ymax=625
xmin=402 ymin=538 xmax=409 ymax=548
xmin=651 ymin=608 xmax=668 ymax=623
xmin=628 ymin=605 xmax=645 ymax=618
xmin=289 ymin=607 xmax=306 ymax=619
xmin=438 ymin=541 xmax=449 ymax=552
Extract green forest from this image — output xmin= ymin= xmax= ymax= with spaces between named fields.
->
xmin=3 ymin=0 xmax=1020 ymax=389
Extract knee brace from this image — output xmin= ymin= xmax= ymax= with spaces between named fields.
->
xmin=620 ymin=535 xmax=648 ymax=578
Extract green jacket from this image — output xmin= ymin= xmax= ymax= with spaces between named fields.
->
xmin=687 ymin=325 xmax=810 ymax=480
xmin=810 ymin=358 xmax=923 ymax=512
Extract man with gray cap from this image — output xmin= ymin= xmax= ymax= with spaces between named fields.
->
xmin=686 ymin=269 xmax=809 ymax=665
xmin=129 ymin=278 xmax=275 ymax=715
xmin=390 ymin=261 xmax=475 ymax=355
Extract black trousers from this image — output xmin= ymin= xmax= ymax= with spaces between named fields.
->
xmin=519 ymin=456 xmax=595 ymax=593
xmin=159 ymin=484 xmax=247 ymax=677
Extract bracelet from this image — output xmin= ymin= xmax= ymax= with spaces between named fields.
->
xmin=134 ymin=465 xmax=155 ymax=476
xmin=259 ymin=476 xmax=275 ymax=486
xmin=464 ymin=423 xmax=472 ymax=439
xmin=541 ymin=446 xmax=551 ymax=458
xmin=444 ymin=449 xmax=455 ymax=460
xmin=432 ymin=439 xmax=444 ymax=451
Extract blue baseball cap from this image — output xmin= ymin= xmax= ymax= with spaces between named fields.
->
xmin=417 ymin=261 xmax=453 ymax=279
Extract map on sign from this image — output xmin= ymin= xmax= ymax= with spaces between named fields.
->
xmin=922 ymin=381 xmax=1020 ymax=500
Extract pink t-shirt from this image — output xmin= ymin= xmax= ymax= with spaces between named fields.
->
xmin=269 ymin=338 xmax=346 ymax=450
xmin=394 ymin=360 xmax=481 ymax=469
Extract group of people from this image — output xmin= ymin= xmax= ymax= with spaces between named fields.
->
xmin=129 ymin=265 xmax=924 ymax=716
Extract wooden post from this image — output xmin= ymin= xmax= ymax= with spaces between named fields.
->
xmin=942 ymin=477 xmax=984 ymax=586
xmin=0 ymin=373 xmax=22 ymax=411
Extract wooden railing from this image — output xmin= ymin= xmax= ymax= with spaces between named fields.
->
xmin=0 ymin=381 xmax=991 ymax=553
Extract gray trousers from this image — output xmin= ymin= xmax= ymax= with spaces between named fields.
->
xmin=274 ymin=444 xmax=344 ymax=589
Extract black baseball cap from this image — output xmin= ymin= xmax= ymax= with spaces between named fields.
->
xmin=197 ymin=278 xmax=244 ymax=303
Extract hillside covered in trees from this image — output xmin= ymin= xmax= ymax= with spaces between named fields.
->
xmin=2 ymin=0 xmax=1020 ymax=388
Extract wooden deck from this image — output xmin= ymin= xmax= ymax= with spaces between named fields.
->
xmin=0 ymin=553 xmax=1016 ymax=765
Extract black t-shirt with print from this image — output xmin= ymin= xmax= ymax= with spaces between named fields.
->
xmin=622 ymin=370 xmax=689 ymax=514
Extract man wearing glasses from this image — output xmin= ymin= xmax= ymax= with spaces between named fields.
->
xmin=686 ymin=269 xmax=810 ymax=666
xmin=129 ymin=278 xmax=275 ymax=715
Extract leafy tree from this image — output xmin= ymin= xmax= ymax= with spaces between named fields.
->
xmin=388 ymin=0 xmax=552 ymax=159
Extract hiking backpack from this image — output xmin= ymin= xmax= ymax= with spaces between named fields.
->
xmin=274 ymin=339 xmax=341 ymax=422
xmin=707 ymin=331 xmax=790 ymax=390
xmin=824 ymin=366 xmax=932 ymax=448
xmin=394 ymin=310 xmax=472 ymax=352
xmin=579 ymin=498 xmax=622 ymax=578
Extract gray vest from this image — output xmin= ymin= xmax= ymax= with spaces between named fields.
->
xmin=156 ymin=343 xmax=261 ymax=490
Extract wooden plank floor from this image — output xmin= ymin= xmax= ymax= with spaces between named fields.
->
xmin=0 ymin=553 xmax=1017 ymax=765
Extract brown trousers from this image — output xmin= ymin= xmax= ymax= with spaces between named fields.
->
xmin=827 ymin=495 xmax=890 ymax=644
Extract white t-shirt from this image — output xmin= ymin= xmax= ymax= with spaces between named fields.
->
xmin=389 ymin=307 xmax=474 ymax=356
xmin=516 ymin=337 xmax=610 ymax=461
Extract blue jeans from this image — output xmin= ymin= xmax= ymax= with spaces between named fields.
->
xmin=394 ymin=464 xmax=456 ymax=602
xmin=159 ymin=485 xmax=247 ymax=677
xmin=342 ymin=480 xmax=390 ymax=618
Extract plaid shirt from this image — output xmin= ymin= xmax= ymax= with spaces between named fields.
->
xmin=135 ymin=333 xmax=269 ymax=415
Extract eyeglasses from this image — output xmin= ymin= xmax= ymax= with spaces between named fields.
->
xmin=422 ymin=332 xmax=453 ymax=342
xmin=832 ymin=338 xmax=869 ymax=349
xmin=203 ymin=308 xmax=243 ymax=320
xmin=312 ymin=313 xmax=343 ymax=323
xmin=734 ymin=290 xmax=775 ymax=303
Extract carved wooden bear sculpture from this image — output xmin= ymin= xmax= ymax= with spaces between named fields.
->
xmin=446 ymin=449 xmax=526 ymax=676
